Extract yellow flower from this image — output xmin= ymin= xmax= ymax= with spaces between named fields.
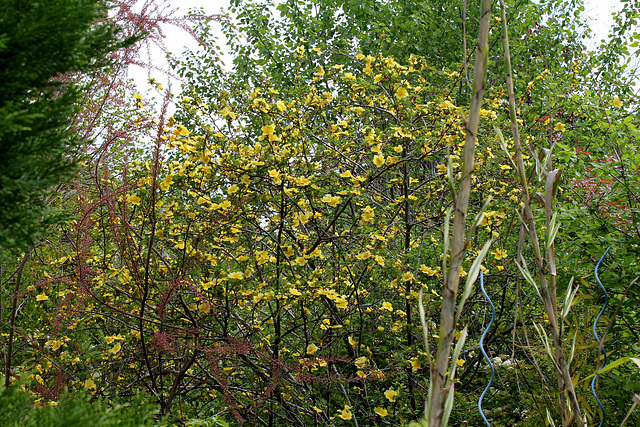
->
xmin=337 ymin=406 xmax=353 ymax=420
xmin=374 ymin=407 xmax=389 ymax=417
xmin=395 ymin=86 xmax=409 ymax=99
xmin=105 ymin=336 xmax=115 ymax=344
xmin=126 ymin=193 xmax=141 ymax=205
xmin=355 ymin=356 xmax=367 ymax=368
xmin=85 ymin=379 xmax=96 ymax=390
xmin=198 ymin=303 xmax=210 ymax=315
xmin=381 ymin=302 xmax=393 ymax=311
xmin=384 ymin=388 xmax=399 ymax=402
xmin=295 ymin=256 xmax=308 ymax=266
xmin=110 ymin=342 xmax=121 ymax=354
xmin=420 ymin=265 xmax=438 ymax=276
xmin=410 ymin=357 xmax=421 ymax=372
xmin=36 ymin=294 xmax=49 ymax=301
xmin=361 ymin=206 xmax=375 ymax=224
xmin=335 ymin=297 xmax=348 ymax=309
xmin=228 ymin=272 xmax=244 ymax=280
xmin=297 ymin=176 xmax=311 ymax=186
xmin=339 ymin=170 xmax=354 ymax=178
xmin=306 ymin=343 xmax=318 ymax=355
xmin=374 ymin=255 xmax=385 ymax=267
xmin=613 ymin=97 xmax=622 ymax=107
xmin=401 ymin=272 xmax=415 ymax=282
xmin=373 ymin=154 xmax=385 ymax=167
xmin=554 ymin=122 xmax=566 ymax=132
xmin=262 ymin=124 xmax=275 ymax=135
xmin=174 ymin=125 xmax=189 ymax=136
xmin=289 ymin=288 xmax=302 ymax=296
xmin=491 ymin=248 xmax=507 ymax=260
xmin=159 ymin=175 xmax=173 ymax=191
xmin=456 ymin=359 xmax=465 ymax=367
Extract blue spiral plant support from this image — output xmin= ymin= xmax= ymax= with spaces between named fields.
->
xmin=478 ymin=271 xmax=495 ymax=427
xmin=592 ymin=246 xmax=610 ymax=427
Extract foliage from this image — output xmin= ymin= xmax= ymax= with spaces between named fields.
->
xmin=0 ymin=380 xmax=162 ymax=426
xmin=2 ymin=0 xmax=640 ymax=426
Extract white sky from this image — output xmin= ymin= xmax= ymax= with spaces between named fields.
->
xmin=128 ymin=0 xmax=625 ymax=97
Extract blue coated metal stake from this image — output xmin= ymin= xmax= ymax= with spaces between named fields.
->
xmin=478 ymin=271 xmax=495 ymax=427
xmin=592 ymin=246 xmax=610 ymax=427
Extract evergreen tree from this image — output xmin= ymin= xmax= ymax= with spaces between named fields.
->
xmin=0 ymin=0 xmax=136 ymax=254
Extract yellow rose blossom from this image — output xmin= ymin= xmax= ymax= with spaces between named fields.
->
xmin=554 ymin=122 xmax=566 ymax=132
xmin=335 ymin=297 xmax=348 ymax=309
xmin=492 ymin=248 xmax=507 ymax=260
xmin=361 ymin=206 xmax=375 ymax=224
xmin=110 ymin=342 xmax=121 ymax=354
xmin=289 ymin=288 xmax=302 ymax=296
xmin=297 ymin=176 xmax=311 ymax=186
xmin=395 ymin=86 xmax=409 ymax=99
xmin=373 ymin=154 xmax=385 ymax=167
xmin=401 ymin=272 xmax=415 ymax=282
xmin=337 ymin=406 xmax=353 ymax=420
xmin=384 ymin=388 xmax=399 ymax=402
xmin=374 ymin=407 xmax=389 ymax=417
xmin=261 ymin=124 xmax=275 ymax=135
xmin=126 ymin=193 xmax=141 ymax=205
xmin=159 ymin=175 xmax=172 ymax=191
xmin=420 ymin=265 xmax=439 ymax=276
xmin=198 ymin=303 xmax=210 ymax=315
xmin=355 ymin=356 xmax=367 ymax=368
xmin=306 ymin=343 xmax=318 ymax=355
